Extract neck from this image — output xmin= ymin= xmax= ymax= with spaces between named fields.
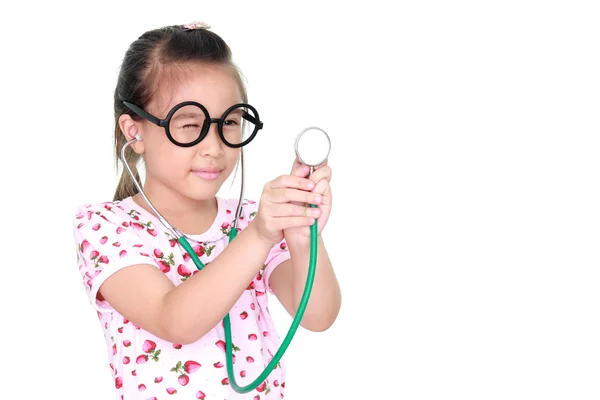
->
xmin=133 ymin=179 xmax=218 ymax=235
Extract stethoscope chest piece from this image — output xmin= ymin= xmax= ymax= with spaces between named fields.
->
xmin=294 ymin=127 xmax=331 ymax=168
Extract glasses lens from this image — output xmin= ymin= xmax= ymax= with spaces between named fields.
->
xmin=221 ymin=105 xmax=258 ymax=146
xmin=169 ymin=105 xmax=207 ymax=144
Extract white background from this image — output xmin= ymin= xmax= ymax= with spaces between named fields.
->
xmin=1 ymin=1 xmax=599 ymax=399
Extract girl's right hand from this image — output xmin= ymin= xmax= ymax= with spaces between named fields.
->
xmin=253 ymin=174 xmax=323 ymax=245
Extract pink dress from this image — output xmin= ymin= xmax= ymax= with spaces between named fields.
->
xmin=72 ymin=196 xmax=290 ymax=399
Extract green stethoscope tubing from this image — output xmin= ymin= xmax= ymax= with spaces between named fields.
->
xmin=177 ymin=203 xmax=318 ymax=394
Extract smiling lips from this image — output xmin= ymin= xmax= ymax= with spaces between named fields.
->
xmin=192 ymin=167 xmax=223 ymax=181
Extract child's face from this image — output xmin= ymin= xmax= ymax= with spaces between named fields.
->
xmin=139 ymin=64 xmax=243 ymax=202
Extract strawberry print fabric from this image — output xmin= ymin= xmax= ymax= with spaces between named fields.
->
xmin=72 ymin=196 xmax=290 ymax=399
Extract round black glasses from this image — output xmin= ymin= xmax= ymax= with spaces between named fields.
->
xmin=122 ymin=100 xmax=263 ymax=148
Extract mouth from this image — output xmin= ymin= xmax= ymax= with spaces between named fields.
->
xmin=192 ymin=168 xmax=223 ymax=181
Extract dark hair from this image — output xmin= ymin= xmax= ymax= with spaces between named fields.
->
xmin=112 ymin=25 xmax=247 ymax=201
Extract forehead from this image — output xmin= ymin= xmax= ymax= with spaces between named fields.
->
xmin=149 ymin=63 xmax=242 ymax=118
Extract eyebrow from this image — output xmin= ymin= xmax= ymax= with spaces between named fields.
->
xmin=171 ymin=112 xmax=205 ymax=120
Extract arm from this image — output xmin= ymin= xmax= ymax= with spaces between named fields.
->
xmin=98 ymin=221 xmax=273 ymax=345
xmin=269 ymin=235 xmax=341 ymax=332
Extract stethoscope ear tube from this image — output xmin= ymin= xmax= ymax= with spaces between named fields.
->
xmin=121 ymin=129 xmax=322 ymax=394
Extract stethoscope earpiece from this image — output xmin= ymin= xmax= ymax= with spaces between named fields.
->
xmin=135 ymin=134 xmax=142 ymax=142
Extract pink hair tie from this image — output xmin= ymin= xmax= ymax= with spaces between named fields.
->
xmin=182 ymin=21 xmax=211 ymax=30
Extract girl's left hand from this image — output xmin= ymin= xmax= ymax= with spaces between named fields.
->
xmin=283 ymin=157 xmax=332 ymax=243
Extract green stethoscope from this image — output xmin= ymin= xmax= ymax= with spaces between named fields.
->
xmin=121 ymin=127 xmax=331 ymax=393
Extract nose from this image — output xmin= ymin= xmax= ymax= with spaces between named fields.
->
xmin=198 ymin=120 xmax=224 ymax=157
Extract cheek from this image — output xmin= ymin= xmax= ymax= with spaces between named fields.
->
xmin=225 ymin=149 xmax=241 ymax=172
xmin=145 ymin=141 xmax=194 ymax=178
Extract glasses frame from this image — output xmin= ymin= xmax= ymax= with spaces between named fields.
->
xmin=121 ymin=100 xmax=263 ymax=148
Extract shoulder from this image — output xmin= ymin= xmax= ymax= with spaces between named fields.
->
xmin=72 ymin=198 xmax=134 ymax=229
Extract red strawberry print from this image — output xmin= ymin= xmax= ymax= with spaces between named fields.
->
xmin=282 ymin=382 xmax=285 ymax=388
xmin=256 ymin=382 xmax=267 ymax=392
xmin=226 ymin=209 xmax=232 ymax=214
xmin=123 ymin=356 xmax=130 ymax=364
xmin=246 ymin=356 xmax=254 ymax=363
xmin=184 ymin=361 xmax=201 ymax=374
xmin=112 ymin=344 xmax=117 ymax=355
xmin=215 ymin=340 xmax=226 ymax=352
xmin=183 ymin=252 xmax=191 ymax=262
xmin=132 ymin=243 xmax=143 ymax=248
xmin=193 ymin=244 xmax=205 ymax=257
xmin=250 ymin=302 xmax=256 ymax=310
xmin=280 ymin=242 xmax=287 ymax=250
xmin=254 ymin=396 xmax=260 ymax=400
xmin=98 ymin=255 xmax=109 ymax=264
xmin=240 ymin=370 xmax=247 ymax=378
xmin=77 ymin=222 xmax=83 ymax=229
xmin=214 ymin=361 xmax=224 ymax=368
xmin=274 ymin=380 xmax=279 ymax=387
xmin=92 ymin=223 xmax=101 ymax=231
xmin=100 ymin=236 xmax=108 ymax=244
xmin=177 ymin=264 xmax=192 ymax=279
xmin=123 ymin=340 xmax=131 ymax=347
xmin=115 ymin=377 xmax=123 ymax=389
xmin=256 ymin=290 xmax=265 ymax=296
xmin=158 ymin=260 xmax=170 ymax=273
xmin=143 ymin=340 xmax=156 ymax=352
xmin=154 ymin=376 xmax=163 ymax=383
xmin=248 ymin=333 xmax=257 ymax=341
xmin=132 ymin=222 xmax=144 ymax=230
xmin=169 ymin=238 xmax=177 ymax=247
xmin=136 ymin=355 xmax=148 ymax=364
xmin=147 ymin=227 xmax=157 ymax=237
xmin=240 ymin=311 xmax=248 ymax=320
xmin=246 ymin=281 xmax=255 ymax=290
xmin=154 ymin=249 xmax=163 ymax=258
xmin=263 ymin=331 xmax=269 ymax=337
xmin=138 ymin=384 xmax=146 ymax=391
xmin=116 ymin=226 xmax=126 ymax=234
xmin=196 ymin=391 xmax=206 ymax=399
xmin=90 ymin=250 xmax=99 ymax=259
xmin=131 ymin=370 xmax=136 ymax=376
xmin=166 ymin=387 xmax=177 ymax=394
xmin=112 ymin=241 xmax=121 ymax=247
xmin=221 ymin=378 xmax=229 ymax=385
xmin=172 ymin=343 xmax=182 ymax=349
xmin=177 ymin=375 xmax=189 ymax=386
xmin=119 ymin=250 xmax=127 ymax=258
xmin=222 ymin=222 xmax=229 ymax=229
xmin=80 ymin=240 xmax=90 ymax=253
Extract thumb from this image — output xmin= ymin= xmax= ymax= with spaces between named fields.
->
xmin=290 ymin=157 xmax=310 ymax=178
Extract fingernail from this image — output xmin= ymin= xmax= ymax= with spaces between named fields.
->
xmin=307 ymin=181 xmax=315 ymax=189
xmin=312 ymin=208 xmax=321 ymax=217
xmin=314 ymin=195 xmax=322 ymax=203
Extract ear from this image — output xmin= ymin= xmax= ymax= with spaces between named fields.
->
xmin=118 ymin=114 xmax=145 ymax=154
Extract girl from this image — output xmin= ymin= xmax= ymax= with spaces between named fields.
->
xmin=72 ymin=22 xmax=341 ymax=399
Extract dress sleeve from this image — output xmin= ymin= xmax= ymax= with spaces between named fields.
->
xmin=262 ymin=238 xmax=291 ymax=294
xmin=72 ymin=203 xmax=160 ymax=312
xmin=241 ymin=199 xmax=291 ymax=294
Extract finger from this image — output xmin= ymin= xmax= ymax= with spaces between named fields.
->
xmin=308 ymin=165 xmax=332 ymax=183
xmin=272 ymin=216 xmax=316 ymax=230
xmin=290 ymin=158 xmax=310 ymax=177
xmin=266 ymin=175 xmax=315 ymax=191
xmin=266 ymin=187 xmax=323 ymax=205
xmin=311 ymin=179 xmax=331 ymax=199
xmin=267 ymin=203 xmax=322 ymax=218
